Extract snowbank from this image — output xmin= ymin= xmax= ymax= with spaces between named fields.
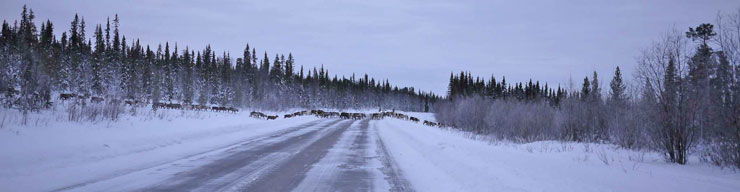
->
xmin=375 ymin=117 xmax=740 ymax=192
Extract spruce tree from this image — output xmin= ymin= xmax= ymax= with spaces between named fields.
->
xmin=270 ymin=54 xmax=282 ymax=82
xmin=112 ymin=14 xmax=120 ymax=56
xmin=285 ymin=53 xmax=294 ymax=81
xmin=581 ymin=76 xmax=590 ymax=101
xmin=91 ymin=25 xmax=104 ymax=95
xmin=183 ymin=47 xmax=193 ymax=104
xmin=261 ymin=52 xmax=270 ymax=78
xmin=609 ymin=66 xmax=626 ymax=105
xmin=591 ymin=71 xmax=601 ymax=102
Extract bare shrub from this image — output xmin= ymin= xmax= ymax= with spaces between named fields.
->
xmin=436 ymin=97 xmax=558 ymax=143
xmin=628 ymin=150 xmax=646 ymax=163
xmin=67 ymin=102 xmax=82 ymax=122
xmin=558 ymin=142 xmax=573 ymax=152
xmin=65 ymin=101 xmax=125 ymax=122
xmin=597 ymin=149 xmax=611 ymax=165
xmin=704 ymin=140 xmax=740 ymax=169
xmin=583 ymin=143 xmax=592 ymax=153
xmin=102 ymin=102 xmax=124 ymax=121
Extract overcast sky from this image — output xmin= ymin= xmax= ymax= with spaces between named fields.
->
xmin=2 ymin=0 xmax=738 ymax=95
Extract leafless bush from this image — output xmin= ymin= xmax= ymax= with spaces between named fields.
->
xmin=558 ymin=142 xmax=573 ymax=152
xmin=538 ymin=142 xmax=553 ymax=153
xmin=610 ymin=100 xmax=649 ymax=149
xmin=628 ymin=150 xmax=646 ymax=163
xmin=102 ymin=101 xmax=124 ymax=121
xmin=526 ymin=145 xmax=534 ymax=153
xmin=66 ymin=101 xmax=82 ymax=122
xmin=704 ymin=140 xmax=740 ymax=169
xmin=436 ymin=97 xmax=558 ymax=143
xmin=583 ymin=143 xmax=592 ymax=153
xmin=597 ymin=149 xmax=611 ymax=165
xmin=66 ymin=101 xmax=125 ymax=122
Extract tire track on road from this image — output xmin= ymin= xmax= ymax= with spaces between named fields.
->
xmin=237 ymin=120 xmax=358 ymax=192
xmin=332 ymin=119 xmax=373 ymax=191
xmin=372 ymin=120 xmax=415 ymax=192
xmin=145 ymin=119 xmax=347 ymax=191
xmin=54 ymin=119 xmax=333 ymax=192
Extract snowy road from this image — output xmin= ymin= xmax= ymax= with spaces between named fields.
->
xmin=3 ymin=113 xmax=738 ymax=192
xmin=54 ymin=118 xmax=413 ymax=192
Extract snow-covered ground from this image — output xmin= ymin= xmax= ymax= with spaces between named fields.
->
xmin=1 ymin=108 xmax=738 ymax=192
xmin=0 ymin=107 xmax=315 ymax=191
xmin=375 ymin=117 xmax=740 ymax=192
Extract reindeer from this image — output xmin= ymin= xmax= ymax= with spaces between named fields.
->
xmin=192 ymin=105 xmax=208 ymax=111
xmin=152 ymin=103 xmax=167 ymax=110
xmin=329 ymin=112 xmax=340 ymax=118
xmin=212 ymin=106 xmax=228 ymax=112
xmin=352 ymin=113 xmax=366 ymax=120
xmin=5 ymin=88 xmax=19 ymax=97
xmin=59 ymin=93 xmax=76 ymax=100
xmin=409 ymin=117 xmax=420 ymax=123
xmin=292 ymin=111 xmax=303 ymax=117
xmin=394 ymin=113 xmax=409 ymax=120
xmin=267 ymin=115 xmax=278 ymax=120
xmin=318 ymin=111 xmax=332 ymax=118
xmin=381 ymin=112 xmax=393 ymax=118
xmin=90 ymin=97 xmax=104 ymax=103
xmin=423 ymin=120 xmax=437 ymax=126
xmin=125 ymin=100 xmax=142 ymax=106
xmin=250 ymin=111 xmax=266 ymax=119
xmin=310 ymin=110 xmax=324 ymax=115
xmin=166 ymin=103 xmax=182 ymax=110
xmin=437 ymin=123 xmax=449 ymax=128
xmin=371 ymin=113 xmax=383 ymax=120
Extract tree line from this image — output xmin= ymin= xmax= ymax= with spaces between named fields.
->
xmin=447 ymin=71 xmax=568 ymax=105
xmin=0 ymin=6 xmax=439 ymax=113
xmin=436 ymin=12 xmax=740 ymax=168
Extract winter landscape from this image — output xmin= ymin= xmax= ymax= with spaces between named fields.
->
xmin=1 ymin=1 xmax=740 ymax=192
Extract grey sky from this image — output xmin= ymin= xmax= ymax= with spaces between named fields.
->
xmin=1 ymin=0 xmax=738 ymax=95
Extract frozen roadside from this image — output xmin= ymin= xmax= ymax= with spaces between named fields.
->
xmin=375 ymin=118 xmax=740 ymax=192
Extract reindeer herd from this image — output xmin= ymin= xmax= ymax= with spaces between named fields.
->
xmin=249 ymin=109 xmax=449 ymax=128
xmin=59 ymin=93 xmax=107 ymax=103
xmin=58 ymin=93 xmax=446 ymax=128
xmin=250 ymin=111 xmax=279 ymax=120
xmin=150 ymin=103 xmax=239 ymax=113
xmin=58 ymin=93 xmax=239 ymax=113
